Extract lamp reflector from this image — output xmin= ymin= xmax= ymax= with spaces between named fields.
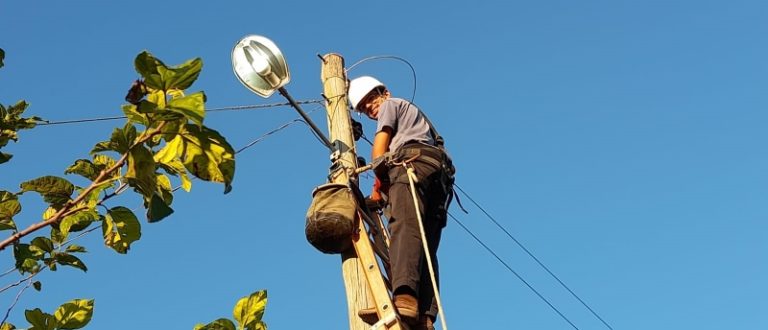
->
xmin=232 ymin=35 xmax=291 ymax=98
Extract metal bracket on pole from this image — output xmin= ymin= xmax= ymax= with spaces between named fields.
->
xmin=370 ymin=312 xmax=398 ymax=330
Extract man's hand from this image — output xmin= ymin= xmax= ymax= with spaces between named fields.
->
xmin=370 ymin=176 xmax=390 ymax=202
xmin=365 ymin=196 xmax=386 ymax=211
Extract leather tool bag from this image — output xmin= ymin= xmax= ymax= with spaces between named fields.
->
xmin=305 ymin=183 xmax=357 ymax=254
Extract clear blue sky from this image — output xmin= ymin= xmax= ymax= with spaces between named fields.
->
xmin=1 ymin=1 xmax=766 ymax=329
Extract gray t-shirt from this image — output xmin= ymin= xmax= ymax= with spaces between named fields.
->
xmin=376 ymin=97 xmax=434 ymax=152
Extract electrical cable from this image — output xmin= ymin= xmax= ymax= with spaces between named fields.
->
xmin=235 ymin=105 xmax=323 ymax=154
xmin=453 ymin=184 xmax=614 ymax=330
xmin=35 ymin=99 xmax=324 ymax=126
xmin=346 ymin=55 xmax=417 ymax=109
xmin=448 ymin=212 xmax=581 ymax=330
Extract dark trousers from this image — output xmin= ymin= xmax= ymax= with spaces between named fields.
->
xmin=386 ymin=154 xmax=448 ymax=318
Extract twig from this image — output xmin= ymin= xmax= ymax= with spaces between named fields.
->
xmin=61 ymin=225 xmax=102 ymax=247
xmin=0 ymin=267 xmax=15 ymax=279
xmin=0 ymin=265 xmax=43 ymax=295
xmin=0 ymin=276 xmax=34 ymax=325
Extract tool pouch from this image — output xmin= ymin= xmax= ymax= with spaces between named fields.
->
xmin=305 ymin=183 xmax=357 ymax=254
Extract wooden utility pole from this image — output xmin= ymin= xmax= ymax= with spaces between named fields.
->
xmin=320 ymin=54 xmax=403 ymax=330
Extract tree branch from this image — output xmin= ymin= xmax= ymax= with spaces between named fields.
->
xmin=0 ymin=123 xmax=166 ymax=251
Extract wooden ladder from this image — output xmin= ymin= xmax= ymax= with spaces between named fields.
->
xmin=351 ymin=210 xmax=408 ymax=330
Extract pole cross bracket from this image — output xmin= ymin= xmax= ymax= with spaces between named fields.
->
xmin=370 ymin=312 xmax=398 ymax=330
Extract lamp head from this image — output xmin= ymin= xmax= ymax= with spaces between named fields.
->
xmin=232 ymin=35 xmax=291 ymax=98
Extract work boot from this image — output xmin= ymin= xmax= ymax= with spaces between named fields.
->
xmin=417 ymin=315 xmax=435 ymax=330
xmin=394 ymin=294 xmax=419 ymax=324
xmin=357 ymin=307 xmax=378 ymax=325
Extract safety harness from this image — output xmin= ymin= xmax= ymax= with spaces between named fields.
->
xmin=370 ymin=109 xmax=463 ymax=214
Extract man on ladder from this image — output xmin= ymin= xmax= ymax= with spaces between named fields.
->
xmin=349 ymin=76 xmax=455 ymax=330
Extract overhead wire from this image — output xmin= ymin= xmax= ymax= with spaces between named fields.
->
xmin=448 ymin=212 xmax=580 ymax=330
xmin=346 ymin=55 xmax=417 ymax=106
xmin=453 ymin=184 xmax=614 ymax=330
xmin=236 ymin=105 xmax=324 ymax=154
xmin=35 ymin=99 xmax=324 ymax=126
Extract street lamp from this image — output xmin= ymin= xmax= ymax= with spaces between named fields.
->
xmin=232 ymin=35 xmax=332 ymax=149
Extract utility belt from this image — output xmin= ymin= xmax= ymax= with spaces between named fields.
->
xmin=373 ymin=142 xmax=456 ymax=193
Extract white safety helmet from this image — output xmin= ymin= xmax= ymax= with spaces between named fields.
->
xmin=348 ymin=76 xmax=385 ymax=111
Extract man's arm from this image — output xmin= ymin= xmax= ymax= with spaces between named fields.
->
xmin=370 ymin=126 xmax=393 ymax=201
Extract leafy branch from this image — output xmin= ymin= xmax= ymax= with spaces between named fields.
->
xmin=0 ymin=123 xmax=165 ymax=251
xmin=195 ymin=290 xmax=268 ymax=330
xmin=1 ymin=298 xmax=94 ymax=330
xmin=0 ymin=49 xmax=238 ymax=328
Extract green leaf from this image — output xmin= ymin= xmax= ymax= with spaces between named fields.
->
xmin=19 ymin=176 xmax=74 ymax=207
xmin=21 ymin=259 xmax=41 ymax=273
xmin=125 ymin=145 xmax=156 ymax=197
xmin=159 ymin=118 xmax=184 ymax=142
xmin=42 ymin=207 xmax=58 ymax=220
xmin=54 ymin=299 xmax=94 ymax=329
xmin=146 ymin=90 xmax=167 ymax=109
xmin=193 ymin=319 xmax=236 ymax=330
xmin=0 ymin=152 xmax=11 ymax=165
xmin=123 ymin=122 xmax=138 ymax=146
xmin=50 ymin=227 xmax=66 ymax=245
xmin=92 ymin=154 xmax=119 ymax=180
xmin=33 ymin=281 xmax=42 ymax=291
xmin=8 ymin=100 xmax=34 ymax=120
xmin=14 ymin=243 xmax=43 ymax=274
xmin=42 ymin=256 xmax=53 ymax=268
xmin=0 ymin=191 xmax=20 ymax=231
xmin=91 ymin=128 xmax=124 ymax=154
xmin=251 ymin=321 xmax=267 ymax=330
xmin=134 ymin=51 xmax=202 ymax=91
xmin=135 ymin=51 xmax=165 ymax=90
xmin=82 ymin=180 xmax=112 ymax=209
xmin=121 ymin=104 xmax=149 ymax=126
xmin=60 ymin=210 xmax=98 ymax=237
xmin=64 ymin=160 xmax=99 ymax=181
xmin=155 ymin=135 xmax=192 ymax=191
xmin=30 ymin=237 xmax=54 ymax=253
xmin=146 ymin=193 xmax=173 ymax=223
xmin=0 ymin=218 xmax=16 ymax=231
xmin=164 ymin=57 xmax=203 ymax=90
xmin=156 ymin=173 xmax=173 ymax=202
xmin=136 ymin=99 xmax=160 ymax=113
xmin=65 ymin=244 xmax=87 ymax=253
xmin=233 ymin=290 xmax=268 ymax=330
xmin=91 ymin=124 xmax=134 ymax=154
xmin=178 ymin=125 xmax=235 ymax=193
xmin=55 ymin=253 xmax=88 ymax=272
xmin=102 ymin=207 xmax=141 ymax=254
xmin=93 ymin=154 xmax=115 ymax=168
xmin=25 ymin=308 xmax=55 ymax=330
xmin=154 ymin=135 xmax=182 ymax=164
xmin=158 ymin=159 xmax=192 ymax=192
xmin=168 ymin=92 xmax=205 ymax=126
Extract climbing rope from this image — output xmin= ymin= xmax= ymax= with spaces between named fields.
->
xmin=403 ymin=164 xmax=448 ymax=330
